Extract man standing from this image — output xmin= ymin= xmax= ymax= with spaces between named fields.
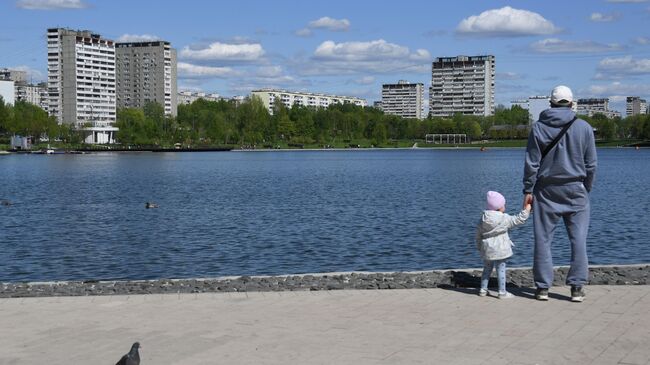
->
xmin=523 ymin=85 xmax=597 ymax=302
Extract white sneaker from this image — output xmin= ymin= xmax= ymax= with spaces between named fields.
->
xmin=498 ymin=291 xmax=514 ymax=299
xmin=478 ymin=288 xmax=488 ymax=297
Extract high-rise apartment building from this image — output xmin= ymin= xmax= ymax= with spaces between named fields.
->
xmin=47 ymin=28 xmax=117 ymax=143
xmin=116 ymin=41 xmax=177 ymax=116
xmin=577 ymin=98 xmax=621 ymax=119
xmin=429 ymin=55 xmax=495 ymax=117
xmin=251 ymin=89 xmax=367 ymax=115
xmin=381 ymin=80 xmax=424 ymax=119
xmin=15 ymin=82 xmax=48 ymax=111
xmin=626 ymin=96 xmax=647 ymax=117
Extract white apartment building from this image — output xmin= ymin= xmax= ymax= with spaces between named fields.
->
xmin=511 ymin=96 xmax=554 ymax=124
xmin=116 ymin=41 xmax=177 ymax=116
xmin=1 ymin=68 xmax=47 ymax=111
xmin=429 ymin=55 xmax=495 ymax=117
xmin=251 ymin=89 xmax=367 ymax=115
xmin=577 ymin=98 xmax=621 ymax=119
xmin=15 ymin=82 xmax=48 ymax=111
xmin=381 ymin=80 xmax=424 ymax=119
xmin=47 ymin=28 xmax=117 ymax=143
xmin=178 ymin=90 xmax=222 ymax=105
xmin=626 ymin=96 xmax=647 ymax=117
xmin=0 ymin=80 xmax=15 ymax=105
xmin=0 ymin=68 xmax=27 ymax=83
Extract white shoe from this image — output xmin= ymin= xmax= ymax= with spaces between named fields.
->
xmin=498 ymin=291 xmax=514 ymax=299
xmin=478 ymin=288 xmax=488 ymax=297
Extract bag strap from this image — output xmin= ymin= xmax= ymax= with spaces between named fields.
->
xmin=541 ymin=116 xmax=577 ymax=160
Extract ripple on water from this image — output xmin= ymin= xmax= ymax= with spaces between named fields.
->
xmin=0 ymin=148 xmax=649 ymax=281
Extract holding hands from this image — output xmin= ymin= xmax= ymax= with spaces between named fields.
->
xmin=523 ymin=194 xmax=533 ymax=212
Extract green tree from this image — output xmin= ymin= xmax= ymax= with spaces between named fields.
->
xmin=10 ymin=101 xmax=55 ymax=140
xmin=372 ymin=122 xmax=387 ymax=145
xmin=0 ymin=96 xmax=12 ymax=135
xmin=462 ymin=120 xmax=483 ymax=139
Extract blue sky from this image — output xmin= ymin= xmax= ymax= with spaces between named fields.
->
xmin=1 ymin=0 xmax=650 ymax=114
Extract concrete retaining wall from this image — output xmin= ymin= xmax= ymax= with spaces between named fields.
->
xmin=1 ymin=264 xmax=648 ymax=298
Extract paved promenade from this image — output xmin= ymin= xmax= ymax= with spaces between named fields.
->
xmin=1 ymin=285 xmax=649 ymax=364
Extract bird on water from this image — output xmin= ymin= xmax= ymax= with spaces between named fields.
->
xmin=116 ymin=342 xmax=141 ymax=365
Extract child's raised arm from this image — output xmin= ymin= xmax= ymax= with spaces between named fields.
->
xmin=505 ymin=209 xmax=530 ymax=229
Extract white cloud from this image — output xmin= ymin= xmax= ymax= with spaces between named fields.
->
xmin=177 ymin=62 xmax=240 ymax=78
xmin=253 ymin=66 xmax=298 ymax=84
xmin=497 ymin=72 xmax=524 ymax=80
xmin=314 ymin=39 xmax=429 ymax=62
xmin=295 ymin=28 xmax=312 ymax=37
xmin=116 ymin=34 xmax=160 ymax=43
xmin=351 ymin=76 xmax=376 ymax=85
xmin=456 ymin=6 xmax=560 ymax=37
xmin=9 ymin=65 xmax=44 ymax=81
xmin=590 ymin=12 xmax=621 ymax=22
xmin=179 ymin=42 xmax=265 ymax=62
xmin=256 ymin=66 xmax=284 ymax=78
xmin=16 ymin=0 xmax=87 ymax=9
xmin=308 ymin=17 xmax=350 ymax=32
xmin=302 ymin=39 xmax=431 ymax=76
xmin=597 ymin=56 xmax=650 ymax=76
xmin=585 ymin=82 xmax=650 ymax=96
xmin=634 ymin=36 xmax=650 ymax=45
xmin=530 ymin=38 xmax=624 ymax=53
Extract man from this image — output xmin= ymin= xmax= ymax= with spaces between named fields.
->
xmin=523 ymin=85 xmax=597 ymax=302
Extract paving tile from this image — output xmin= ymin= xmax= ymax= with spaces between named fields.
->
xmin=0 ymin=286 xmax=648 ymax=364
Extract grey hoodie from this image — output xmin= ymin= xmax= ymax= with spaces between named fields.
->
xmin=523 ymin=107 xmax=597 ymax=193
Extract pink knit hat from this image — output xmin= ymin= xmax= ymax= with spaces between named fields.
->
xmin=486 ymin=191 xmax=506 ymax=210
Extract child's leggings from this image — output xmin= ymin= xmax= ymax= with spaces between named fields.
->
xmin=481 ymin=259 xmax=507 ymax=293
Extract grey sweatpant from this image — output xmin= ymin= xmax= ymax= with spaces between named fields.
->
xmin=533 ymin=182 xmax=590 ymax=288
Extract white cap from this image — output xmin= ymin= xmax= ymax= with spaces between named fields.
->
xmin=550 ymin=85 xmax=573 ymax=106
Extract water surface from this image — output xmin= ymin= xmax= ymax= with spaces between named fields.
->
xmin=1 ymin=148 xmax=648 ymax=282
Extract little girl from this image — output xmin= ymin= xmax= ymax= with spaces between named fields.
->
xmin=475 ymin=191 xmax=531 ymax=298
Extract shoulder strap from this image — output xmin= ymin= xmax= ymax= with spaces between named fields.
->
xmin=541 ymin=116 xmax=578 ymax=160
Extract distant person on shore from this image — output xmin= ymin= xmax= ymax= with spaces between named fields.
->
xmin=523 ymin=85 xmax=597 ymax=302
xmin=476 ymin=191 xmax=531 ymax=299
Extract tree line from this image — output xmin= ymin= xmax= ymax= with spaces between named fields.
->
xmin=2 ymin=95 xmax=650 ymax=146
xmin=113 ymin=97 xmax=530 ymax=146
xmin=0 ymin=97 xmax=82 ymax=144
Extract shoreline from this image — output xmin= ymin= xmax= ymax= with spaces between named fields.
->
xmin=3 ymin=145 xmax=646 ymax=154
xmin=2 ymin=264 xmax=648 ymax=298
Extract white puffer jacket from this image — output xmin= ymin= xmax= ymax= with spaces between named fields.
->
xmin=475 ymin=209 xmax=530 ymax=261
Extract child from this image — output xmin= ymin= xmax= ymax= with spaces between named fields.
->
xmin=476 ymin=191 xmax=531 ymax=298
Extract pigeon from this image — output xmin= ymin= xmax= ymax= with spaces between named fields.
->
xmin=116 ymin=342 xmax=141 ymax=365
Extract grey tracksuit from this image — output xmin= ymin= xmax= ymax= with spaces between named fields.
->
xmin=523 ymin=107 xmax=597 ymax=288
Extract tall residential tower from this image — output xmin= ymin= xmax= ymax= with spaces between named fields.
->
xmin=429 ymin=55 xmax=495 ymax=117
xmin=115 ymin=41 xmax=177 ymax=116
xmin=626 ymin=96 xmax=647 ymax=117
xmin=47 ymin=28 xmax=117 ymax=143
xmin=381 ymin=80 xmax=424 ymax=119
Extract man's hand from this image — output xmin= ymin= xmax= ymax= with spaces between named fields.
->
xmin=523 ymin=194 xmax=533 ymax=209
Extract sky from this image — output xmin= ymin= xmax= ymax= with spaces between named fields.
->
xmin=1 ymin=0 xmax=650 ymax=114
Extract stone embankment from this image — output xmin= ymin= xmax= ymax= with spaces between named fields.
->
xmin=1 ymin=264 xmax=648 ymax=298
